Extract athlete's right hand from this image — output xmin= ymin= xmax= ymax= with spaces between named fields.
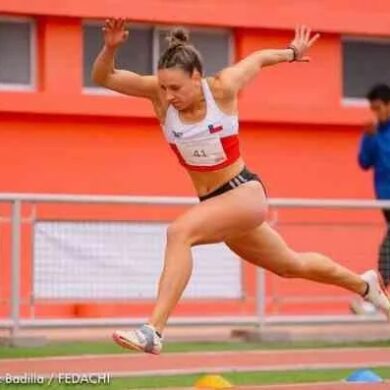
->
xmin=102 ymin=18 xmax=129 ymax=49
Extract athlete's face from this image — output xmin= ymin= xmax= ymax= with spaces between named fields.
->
xmin=370 ymin=99 xmax=390 ymax=123
xmin=158 ymin=68 xmax=201 ymax=110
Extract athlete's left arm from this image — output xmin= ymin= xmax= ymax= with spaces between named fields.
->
xmin=218 ymin=25 xmax=320 ymax=94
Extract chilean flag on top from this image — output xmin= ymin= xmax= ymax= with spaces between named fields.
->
xmin=208 ymin=124 xmax=223 ymax=134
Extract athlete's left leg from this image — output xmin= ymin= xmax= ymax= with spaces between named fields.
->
xmin=225 ymin=223 xmax=390 ymax=313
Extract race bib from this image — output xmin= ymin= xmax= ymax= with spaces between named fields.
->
xmin=176 ymin=135 xmax=227 ymax=166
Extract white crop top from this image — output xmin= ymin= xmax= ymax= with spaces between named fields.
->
xmin=161 ymin=79 xmax=240 ymax=172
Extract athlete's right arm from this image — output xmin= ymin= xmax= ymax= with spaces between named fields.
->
xmin=91 ymin=18 xmax=158 ymax=100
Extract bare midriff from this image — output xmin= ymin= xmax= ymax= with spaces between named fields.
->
xmin=186 ymin=157 xmax=245 ymax=197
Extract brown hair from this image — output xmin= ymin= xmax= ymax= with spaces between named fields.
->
xmin=158 ymin=28 xmax=204 ymax=75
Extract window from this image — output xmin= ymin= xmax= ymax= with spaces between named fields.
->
xmin=343 ymin=38 xmax=390 ymax=100
xmin=158 ymin=28 xmax=232 ymax=76
xmin=0 ymin=18 xmax=35 ymax=89
xmin=83 ymin=22 xmax=232 ymax=90
xmin=83 ymin=23 xmax=153 ymax=88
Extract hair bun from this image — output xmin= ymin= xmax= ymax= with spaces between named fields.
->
xmin=167 ymin=27 xmax=190 ymax=48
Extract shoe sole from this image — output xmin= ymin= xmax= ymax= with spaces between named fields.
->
xmin=112 ymin=332 xmax=160 ymax=355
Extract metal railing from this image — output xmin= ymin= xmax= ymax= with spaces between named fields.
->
xmin=1 ymin=193 xmax=390 ymax=339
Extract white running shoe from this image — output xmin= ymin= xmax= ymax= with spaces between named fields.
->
xmin=350 ymin=299 xmax=377 ymax=315
xmin=361 ymin=270 xmax=390 ymax=318
xmin=112 ymin=324 xmax=162 ymax=355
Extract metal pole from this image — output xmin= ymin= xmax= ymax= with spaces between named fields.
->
xmin=256 ymin=267 xmax=266 ymax=329
xmin=30 ymin=205 xmax=37 ymax=319
xmin=10 ymin=200 xmax=22 ymax=341
xmin=0 ymin=193 xmax=389 ymax=210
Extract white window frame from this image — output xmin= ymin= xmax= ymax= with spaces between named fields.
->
xmin=341 ymin=36 xmax=390 ymax=107
xmin=83 ymin=21 xmax=234 ymax=95
xmin=82 ymin=20 xmax=153 ymax=95
xmin=0 ymin=16 xmax=36 ymax=91
xmin=154 ymin=25 xmax=234 ymax=74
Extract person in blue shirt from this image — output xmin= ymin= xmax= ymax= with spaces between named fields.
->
xmin=354 ymin=84 xmax=390 ymax=314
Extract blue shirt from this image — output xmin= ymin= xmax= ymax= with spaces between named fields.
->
xmin=358 ymin=119 xmax=390 ymax=199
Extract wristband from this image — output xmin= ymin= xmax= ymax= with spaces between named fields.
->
xmin=287 ymin=45 xmax=299 ymax=62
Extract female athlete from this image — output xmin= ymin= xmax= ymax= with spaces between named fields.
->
xmin=92 ymin=18 xmax=390 ymax=354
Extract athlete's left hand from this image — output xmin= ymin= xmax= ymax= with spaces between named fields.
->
xmin=289 ymin=25 xmax=320 ymax=62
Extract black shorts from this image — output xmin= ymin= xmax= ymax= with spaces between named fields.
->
xmin=199 ymin=166 xmax=267 ymax=202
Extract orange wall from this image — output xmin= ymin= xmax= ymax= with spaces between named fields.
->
xmin=0 ymin=4 xmax=380 ymax=125
xmin=0 ymin=114 xmax=380 ymax=318
xmin=3 ymin=0 xmax=390 ymax=36
xmin=0 ymin=114 xmax=375 ymax=198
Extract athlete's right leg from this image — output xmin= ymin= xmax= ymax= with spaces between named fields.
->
xmin=113 ymin=181 xmax=267 ymax=354
xmin=148 ymin=181 xmax=266 ymax=334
